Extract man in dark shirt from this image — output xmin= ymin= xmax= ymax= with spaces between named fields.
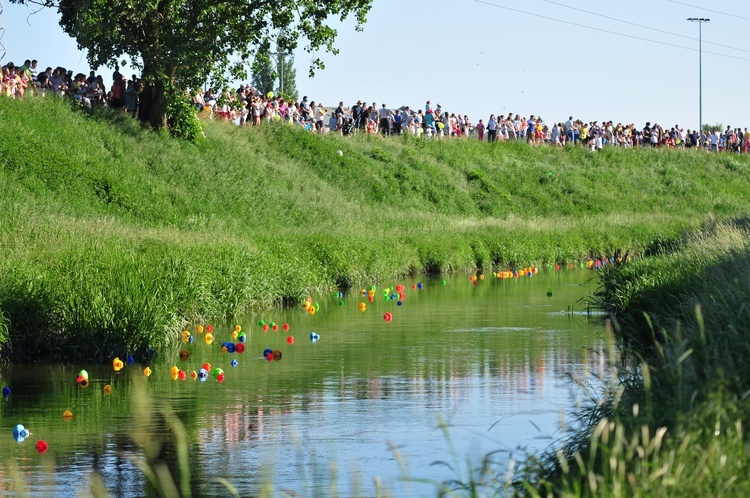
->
xmin=37 ymin=67 xmax=52 ymax=91
xmin=360 ymin=104 xmax=370 ymax=131
xmin=351 ymin=100 xmax=361 ymax=124
xmin=642 ymin=122 xmax=652 ymax=147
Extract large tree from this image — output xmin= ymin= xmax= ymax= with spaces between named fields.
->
xmin=15 ymin=0 xmax=371 ymax=135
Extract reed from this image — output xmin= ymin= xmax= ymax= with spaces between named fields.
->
xmin=510 ymin=218 xmax=750 ymax=496
xmin=4 ymin=96 xmax=750 ymax=361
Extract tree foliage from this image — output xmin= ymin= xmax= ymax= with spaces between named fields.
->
xmin=277 ymin=52 xmax=298 ymax=101
xmin=702 ymin=123 xmax=723 ymax=134
xmin=252 ymin=43 xmax=298 ymax=101
xmin=13 ymin=0 xmax=372 ymax=138
xmin=251 ymin=57 xmax=275 ymax=97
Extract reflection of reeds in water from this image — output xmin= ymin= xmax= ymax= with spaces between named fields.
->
xmin=84 ymin=377 xmax=194 ymax=497
xmin=434 ymin=319 xmax=747 ymax=496
xmin=84 ymin=377 xmax=397 ymax=497
xmin=129 ymin=380 xmax=193 ymax=497
xmin=390 ymin=416 xmax=517 ymax=497
xmin=87 ymin=376 xmax=242 ymax=498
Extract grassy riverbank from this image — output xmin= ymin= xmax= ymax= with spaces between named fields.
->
xmin=2 ymin=96 xmax=750 ymax=361
xmin=514 ymin=218 xmax=750 ymax=496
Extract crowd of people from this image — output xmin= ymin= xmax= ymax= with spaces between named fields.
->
xmin=2 ymin=59 xmax=141 ymax=114
xmin=198 ymin=86 xmax=750 ymax=153
xmin=3 ymin=58 xmax=748 ymax=153
xmin=480 ymin=116 xmax=749 ymax=152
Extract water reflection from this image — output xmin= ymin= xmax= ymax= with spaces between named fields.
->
xmin=0 ymin=270 xmax=606 ymax=496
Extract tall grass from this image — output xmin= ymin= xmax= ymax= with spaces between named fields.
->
xmin=3 ymin=96 xmax=750 ymax=360
xmin=0 ymin=307 xmax=8 ymax=352
xmin=593 ymin=217 xmax=750 ymax=423
xmin=517 ymin=401 xmax=749 ymax=497
xmin=510 ymin=218 xmax=750 ymax=496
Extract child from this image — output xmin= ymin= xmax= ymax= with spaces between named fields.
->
xmin=476 ymin=119 xmax=485 ymax=141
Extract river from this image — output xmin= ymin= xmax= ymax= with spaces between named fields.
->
xmin=0 ymin=269 xmax=605 ymax=497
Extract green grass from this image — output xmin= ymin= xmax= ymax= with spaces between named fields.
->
xmin=509 ymin=218 xmax=750 ymax=497
xmin=3 ymin=95 xmax=750 ymax=361
xmin=594 ymin=217 xmax=750 ymax=424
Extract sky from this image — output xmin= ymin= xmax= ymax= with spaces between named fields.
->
xmin=4 ymin=0 xmax=750 ymax=131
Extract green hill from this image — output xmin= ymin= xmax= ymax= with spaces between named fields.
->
xmin=2 ymin=96 xmax=750 ymax=361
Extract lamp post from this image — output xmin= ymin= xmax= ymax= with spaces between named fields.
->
xmin=269 ymin=51 xmax=291 ymax=95
xmin=687 ymin=17 xmax=710 ymax=134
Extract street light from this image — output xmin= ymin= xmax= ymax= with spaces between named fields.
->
xmin=687 ymin=17 xmax=710 ymax=133
xmin=269 ymin=51 xmax=291 ymax=95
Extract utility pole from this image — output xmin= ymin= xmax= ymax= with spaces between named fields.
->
xmin=270 ymin=51 xmax=291 ymax=95
xmin=687 ymin=18 xmax=710 ymax=133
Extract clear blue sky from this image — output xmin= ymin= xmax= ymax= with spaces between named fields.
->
xmin=5 ymin=0 xmax=749 ymax=131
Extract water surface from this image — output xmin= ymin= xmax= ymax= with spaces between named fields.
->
xmin=0 ymin=269 xmax=605 ymax=496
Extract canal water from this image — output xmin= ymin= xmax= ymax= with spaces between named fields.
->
xmin=0 ymin=269 xmax=605 ymax=497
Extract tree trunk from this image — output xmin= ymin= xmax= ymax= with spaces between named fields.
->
xmin=138 ymin=69 xmax=168 ymax=130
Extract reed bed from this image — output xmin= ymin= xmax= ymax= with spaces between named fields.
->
xmin=3 ymin=96 xmax=750 ymax=361
xmin=509 ymin=218 xmax=750 ymax=497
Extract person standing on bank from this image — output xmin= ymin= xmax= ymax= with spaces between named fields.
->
xmin=379 ymin=103 xmax=390 ymax=136
xmin=487 ymin=114 xmax=498 ymax=142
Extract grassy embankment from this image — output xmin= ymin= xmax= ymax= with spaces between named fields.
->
xmin=513 ymin=218 xmax=750 ymax=497
xmin=2 ymin=96 xmax=750 ymax=361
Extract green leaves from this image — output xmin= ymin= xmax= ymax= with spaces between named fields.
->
xmin=22 ymin=0 xmax=374 ymax=137
xmin=165 ymin=85 xmax=204 ymax=142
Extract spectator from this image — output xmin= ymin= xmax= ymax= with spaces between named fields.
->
xmin=329 ymin=111 xmax=339 ymax=135
xmin=110 ymin=77 xmax=125 ymax=110
xmin=359 ymin=104 xmax=370 ymax=130
xmin=70 ymin=73 xmax=91 ymax=107
xmin=3 ymin=63 xmax=19 ymax=97
xmin=29 ymin=60 xmax=38 ymax=83
xmin=251 ymin=97 xmax=262 ymax=125
xmin=37 ymin=67 xmax=52 ymax=95
xmin=17 ymin=60 xmax=32 ymax=79
xmin=379 ymin=103 xmax=389 ymax=135
xmin=193 ymin=90 xmax=207 ymax=111
xmin=710 ymin=129 xmax=720 ymax=152
xmin=476 ymin=119 xmax=485 ymax=141
xmin=424 ymin=107 xmax=435 ymax=134
xmin=487 ymin=114 xmax=497 ymax=142
xmin=393 ymin=108 xmax=403 ymax=135
xmin=15 ymin=67 xmax=30 ymax=98
xmin=49 ymin=68 xmax=66 ymax=95
xmin=552 ymin=122 xmax=562 ymax=147
xmin=314 ymin=102 xmax=324 ymax=133
xmin=204 ymin=88 xmax=217 ymax=110
xmin=299 ymin=96 xmax=310 ymax=121
xmin=112 ymin=65 xmax=123 ymax=85
xmin=125 ymin=79 xmax=138 ymax=116
xmin=351 ymin=100 xmax=362 ymax=128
